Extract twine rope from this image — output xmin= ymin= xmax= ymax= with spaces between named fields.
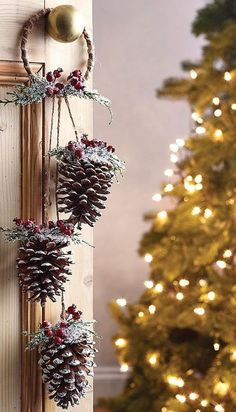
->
xmin=64 ymin=95 xmax=79 ymax=142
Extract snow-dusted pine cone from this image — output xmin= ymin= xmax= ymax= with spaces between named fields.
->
xmin=51 ymin=136 xmax=125 ymax=228
xmin=29 ymin=305 xmax=97 ymax=409
xmin=3 ymin=219 xmax=80 ymax=306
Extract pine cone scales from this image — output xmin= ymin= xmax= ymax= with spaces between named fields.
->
xmin=39 ymin=339 xmax=94 ymax=409
xmin=57 ymin=158 xmax=114 ymax=227
xmin=17 ymin=235 xmax=72 ymax=305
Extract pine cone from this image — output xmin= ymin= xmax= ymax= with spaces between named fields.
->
xmin=37 ymin=305 xmax=96 ymax=409
xmin=57 ymin=158 xmax=114 ymax=227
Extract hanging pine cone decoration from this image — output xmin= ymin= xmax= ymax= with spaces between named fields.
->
xmin=1 ymin=219 xmax=82 ymax=306
xmin=26 ymin=305 xmax=97 ymax=409
xmin=51 ymin=135 xmax=125 ymax=228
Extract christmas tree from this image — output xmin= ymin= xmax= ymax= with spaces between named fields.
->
xmin=98 ymin=1 xmax=236 ymax=411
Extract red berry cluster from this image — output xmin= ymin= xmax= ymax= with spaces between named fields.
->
xmin=45 ymin=68 xmax=85 ymax=97
xmin=13 ymin=218 xmax=74 ymax=237
xmin=67 ymin=69 xmax=85 ymax=91
xmin=41 ymin=305 xmax=82 ymax=345
xmin=66 ymin=136 xmax=115 ymax=159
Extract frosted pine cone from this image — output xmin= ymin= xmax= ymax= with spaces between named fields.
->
xmin=51 ymin=136 xmax=125 ymax=228
xmin=3 ymin=219 xmax=81 ymax=306
xmin=28 ymin=305 xmax=97 ymax=409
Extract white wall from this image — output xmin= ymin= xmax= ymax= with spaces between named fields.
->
xmin=94 ymin=0 xmax=206 ymax=373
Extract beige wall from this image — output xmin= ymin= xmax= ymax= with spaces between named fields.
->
xmin=94 ymin=0 xmax=206 ymax=369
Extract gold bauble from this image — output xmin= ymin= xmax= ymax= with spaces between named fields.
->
xmin=47 ymin=5 xmax=85 ymax=43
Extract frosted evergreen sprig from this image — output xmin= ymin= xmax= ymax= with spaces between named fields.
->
xmin=50 ymin=135 xmax=125 ymax=178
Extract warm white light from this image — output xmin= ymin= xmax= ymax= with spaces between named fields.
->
xmin=224 ymin=71 xmax=232 ymax=81
xmin=212 ymin=97 xmax=220 ymax=105
xmin=169 ymin=143 xmax=179 ymax=153
xmin=116 ymin=298 xmax=127 ymax=307
xmin=120 ymin=363 xmax=129 ymax=372
xmin=186 ymin=175 xmax=193 ymax=182
xmin=148 ymin=352 xmax=159 ymax=365
xmin=214 ymin=342 xmax=220 ymax=351
xmin=176 ymin=292 xmax=184 ymax=301
xmin=223 ymin=249 xmax=232 ymax=258
xmin=192 ymin=206 xmax=201 ymax=216
xmin=157 ymin=210 xmax=168 ymax=220
xmin=144 ymin=253 xmax=153 ymax=263
xmin=176 ymin=138 xmax=185 ymax=147
xmin=204 ymin=208 xmax=213 ymax=218
xmin=184 ymin=181 xmax=196 ymax=193
xmin=201 ymin=400 xmax=209 ymax=407
xmin=138 ymin=311 xmax=144 ymax=318
xmin=208 ymin=291 xmax=216 ymax=301
xmin=190 ymin=69 xmax=198 ymax=79
xmin=164 ymin=184 xmax=174 ymax=193
xmin=115 ymin=338 xmax=127 ymax=348
xmin=164 ymin=168 xmax=174 ymax=177
xmin=214 ymin=109 xmax=222 ymax=117
xmin=231 ymin=103 xmax=236 ymax=110
xmin=170 ymin=153 xmax=178 ymax=163
xmin=176 ymin=394 xmax=186 ymax=403
xmin=216 ymin=260 xmax=226 ymax=269
xmin=215 ymin=404 xmax=225 ymax=412
xmin=194 ymin=307 xmax=205 ymax=316
xmin=195 ymin=174 xmax=202 ymax=183
xmin=144 ymin=280 xmax=154 ymax=289
xmin=230 ymin=351 xmax=236 ymax=361
xmin=214 ymin=129 xmax=223 ymax=140
xmin=196 ymin=126 xmax=206 ymax=135
xmin=195 ymin=183 xmax=203 ymax=191
xmin=155 ymin=283 xmax=164 ymax=293
xmin=189 ymin=392 xmax=199 ymax=401
xmin=179 ymin=279 xmax=190 ymax=287
xmin=167 ymin=376 xmax=185 ymax=387
xmin=161 ymin=408 xmax=168 ymax=412
xmin=149 ymin=305 xmax=156 ymax=315
xmin=152 ymin=193 xmax=162 ymax=202
xmin=192 ymin=112 xmax=200 ymax=121
xmin=199 ymin=279 xmax=207 ymax=287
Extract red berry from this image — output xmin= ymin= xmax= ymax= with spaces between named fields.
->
xmin=73 ymin=312 xmax=81 ymax=320
xmin=42 ymin=321 xmax=51 ymax=328
xmin=54 ymin=336 xmax=62 ymax=345
xmin=67 ymin=305 xmax=77 ymax=314
xmin=55 ymin=82 xmax=64 ymax=90
xmin=56 ymin=328 xmax=65 ymax=337
xmin=53 ymin=87 xmax=60 ymax=95
xmin=75 ymin=148 xmax=83 ymax=158
xmin=46 ymin=86 xmax=54 ymax=96
xmin=72 ymin=69 xmax=82 ymax=78
xmin=70 ymin=77 xmax=78 ymax=86
xmin=45 ymin=329 xmax=53 ymax=337
xmin=107 ymin=145 xmax=113 ymax=152
xmin=74 ymin=82 xmax=83 ymax=91
xmin=68 ymin=142 xmax=75 ymax=151
xmin=34 ymin=226 xmax=41 ymax=234
xmin=60 ymin=321 xmax=67 ymax=328
xmin=46 ymin=72 xmax=54 ymax=82
xmin=14 ymin=218 xmax=23 ymax=226
xmin=53 ymin=68 xmax=63 ymax=78
xmin=48 ymin=221 xmax=55 ymax=229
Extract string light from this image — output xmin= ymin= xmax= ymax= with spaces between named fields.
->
xmin=231 ymin=103 xmax=236 ymax=110
xmin=189 ymin=392 xmax=199 ymax=401
xmin=157 ymin=210 xmax=168 ymax=220
xmin=208 ymin=291 xmax=216 ymax=301
xmin=186 ymin=175 xmax=193 ymax=181
xmin=223 ymin=249 xmax=232 ymax=258
xmin=115 ymin=338 xmax=127 ymax=348
xmin=144 ymin=280 xmax=154 ymax=289
xmin=196 ymin=126 xmax=206 ymax=135
xmin=194 ymin=307 xmax=205 ymax=316
xmin=161 ymin=408 xmax=168 ymax=412
xmin=148 ymin=305 xmax=156 ymax=314
xmin=176 ymin=292 xmax=184 ymax=301
xmin=214 ymin=381 xmax=229 ymax=397
xmin=170 ymin=153 xmax=178 ymax=163
xmin=214 ymin=129 xmax=223 ymax=140
xmin=204 ymin=208 xmax=213 ymax=218
xmin=116 ymin=298 xmax=127 ymax=307
xmin=216 ymin=260 xmax=226 ymax=269
xmin=179 ymin=279 xmax=190 ymax=287
xmin=164 ymin=184 xmax=174 ymax=193
xmin=152 ymin=193 xmax=162 ymax=202
xmin=215 ymin=404 xmax=225 ymax=412
xmin=176 ymin=394 xmax=186 ymax=403
xmin=190 ymin=69 xmax=198 ymax=79
xmin=195 ymin=174 xmax=202 ymax=183
xmin=214 ymin=342 xmax=220 ymax=351
xmin=176 ymin=138 xmax=185 ymax=147
xmin=195 ymin=183 xmax=203 ymax=190
xmin=164 ymin=168 xmax=174 ymax=177
xmin=224 ymin=71 xmax=232 ymax=81
xmin=138 ymin=311 xmax=145 ymax=318
xmin=144 ymin=253 xmax=153 ymax=263
xmin=199 ymin=279 xmax=207 ymax=287
xmin=120 ymin=363 xmax=129 ymax=372
xmin=184 ymin=181 xmax=196 ymax=193
xmin=192 ymin=206 xmax=201 ymax=216
xmin=169 ymin=143 xmax=179 ymax=153
xmin=201 ymin=400 xmax=209 ymax=407
xmin=230 ymin=350 xmax=236 ymax=361
xmin=212 ymin=97 xmax=220 ymax=105
xmin=147 ymin=352 xmax=159 ymax=366
xmin=191 ymin=112 xmax=203 ymax=123
xmin=155 ymin=283 xmax=164 ymax=293
xmin=167 ymin=375 xmax=185 ymax=387
xmin=214 ymin=109 xmax=222 ymax=117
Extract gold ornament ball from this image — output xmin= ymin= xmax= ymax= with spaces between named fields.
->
xmin=47 ymin=5 xmax=85 ymax=43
